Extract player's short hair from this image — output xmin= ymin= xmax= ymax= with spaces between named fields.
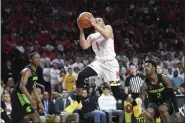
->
xmin=145 ymin=60 xmax=157 ymax=68
xmin=28 ymin=52 xmax=39 ymax=59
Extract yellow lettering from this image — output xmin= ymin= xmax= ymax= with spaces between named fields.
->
xmin=149 ymin=87 xmax=165 ymax=93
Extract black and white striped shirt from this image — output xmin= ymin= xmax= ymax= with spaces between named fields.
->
xmin=125 ymin=73 xmax=145 ymax=94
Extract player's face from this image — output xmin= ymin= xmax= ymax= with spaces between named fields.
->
xmin=31 ymin=54 xmax=40 ymax=67
xmin=145 ymin=63 xmax=154 ymax=75
xmin=96 ymin=18 xmax=105 ymax=27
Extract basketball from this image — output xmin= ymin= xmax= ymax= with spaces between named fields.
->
xmin=78 ymin=12 xmax=92 ymax=28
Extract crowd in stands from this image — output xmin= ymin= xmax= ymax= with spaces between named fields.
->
xmin=1 ymin=0 xmax=185 ymax=123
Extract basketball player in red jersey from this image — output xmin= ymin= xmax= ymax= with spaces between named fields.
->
xmin=65 ymin=13 xmax=128 ymax=113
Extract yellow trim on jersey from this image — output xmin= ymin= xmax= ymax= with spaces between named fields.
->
xmin=149 ymin=87 xmax=165 ymax=93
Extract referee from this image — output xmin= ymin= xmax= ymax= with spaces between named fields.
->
xmin=125 ymin=63 xmax=145 ymax=99
xmin=124 ymin=63 xmax=145 ymax=122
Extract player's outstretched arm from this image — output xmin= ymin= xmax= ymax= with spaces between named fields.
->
xmin=77 ymin=20 xmax=92 ymax=49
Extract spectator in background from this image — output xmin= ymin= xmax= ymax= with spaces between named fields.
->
xmin=170 ymin=70 xmax=184 ymax=90
xmin=156 ymin=65 xmax=163 ymax=74
xmin=50 ymin=62 xmax=60 ymax=92
xmin=81 ymin=88 xmax=106 ymax=123
xmin=98 ymin=85 xmax=124 ymax=123
xmin=58 ymin=68 xmax=66 ymax=93
xmin=51 ymin=54 xmax=64 ymax=67
xmin=1 ymin=92 xmax=11 ymax=123
xmin=63 ymin=68 xmax=76 ymax=93
xmin=55 ymin=89 xmax=79 ymax=123
xmin=3 ymin=93 xmax=12 ymax=116
xmin=176 ymin=85 xmax=185 ymax=95
xmin=179 ymin=67 xmax=184 ymax=80
xmin=40 ymin=92 xmax=60 ymax=123
xmin=40 ymin=53 xmax=51 ymax=69
xmin=68 ymin=85 xmax=77 ymax=101
xmin=72 ymin=57 xmax=84 ymax=70
xmin=1 ymin=61 xmax=12 ymax=85
xmin=73 ymin=67 xmax=80 ymax=78
xmin=88 ymin=87 xmax=94 ymax=97
xmin=5 ymin=77 xmax=14 ymax=94
xmin=64 ymin=60 xmax=72 ymax=72
xmin=163 ymin=62 xmax=169 ymax=75
xmin=43 ymin=62 xmax=51 ymax=93
xmin=118 ymin=61 xmax=127 ymax=89
xmin=167 ymin=68 xmax=173 ymax=79
xmin=51 ymin=92 xmax=59 ymax=104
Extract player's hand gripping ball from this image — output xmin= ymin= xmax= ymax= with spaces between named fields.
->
xmin=77 ymin=12 xmax=92 ymax=28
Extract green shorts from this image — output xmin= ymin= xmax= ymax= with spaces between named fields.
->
xmin=11 ymin=90 xmax=35 ymax=122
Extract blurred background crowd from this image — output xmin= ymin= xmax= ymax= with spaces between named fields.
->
xmin=1 ymin=0 xmax=185 ymax=123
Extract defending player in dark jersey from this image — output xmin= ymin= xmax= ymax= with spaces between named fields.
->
xmin=11 ymin=52 xmax=44 ymax=123
xmin=139 ymin=60 xmax=181 ymax=123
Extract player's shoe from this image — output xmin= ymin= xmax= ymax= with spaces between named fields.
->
xmin=133 ymin=98 xmax=142 ymax=118
xmin=64 ymin=101 xmax=82 ymax=113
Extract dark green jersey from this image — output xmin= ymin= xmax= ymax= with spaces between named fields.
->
xmin=15 ymin=65 xmax=38 ymax=94
xmin=145 ymin=74 xmax=167 ymax=103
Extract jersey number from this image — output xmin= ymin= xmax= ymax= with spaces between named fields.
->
xmin=96 ymin=42 xmax=100 ymax=51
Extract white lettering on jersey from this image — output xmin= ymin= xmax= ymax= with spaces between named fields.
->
xmin=88 ymin=32 xmax=116 ymax=60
